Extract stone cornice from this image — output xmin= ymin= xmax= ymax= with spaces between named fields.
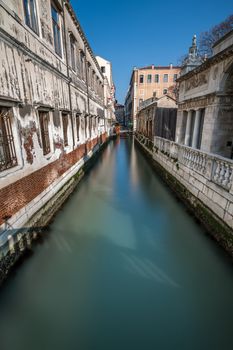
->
xmin=177 ymin=45 xmax=233 ymax=82
xmin=178 ymin=93 xmax=217 ymax=110
xmin=65 ymin=1 xmax=104 ymax=79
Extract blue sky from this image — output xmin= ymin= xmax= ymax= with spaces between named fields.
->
xmin=70 ymin=0 xmax=232 ymax=103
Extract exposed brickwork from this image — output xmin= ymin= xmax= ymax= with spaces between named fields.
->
xmin=0 ymin=135 xmax=107 ymax=226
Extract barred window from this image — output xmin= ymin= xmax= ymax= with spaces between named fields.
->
xmin=39 ymin=111 xmax=51 ymax=155
xmin=0 ymin=109 xmax=17 ymax=172
xmin=62 ymin=113 xmax=69 ymax=146
xmin=76 ymin=113 xmax=80 ymax=141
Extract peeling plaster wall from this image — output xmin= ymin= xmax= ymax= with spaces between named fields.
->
xmin=0 ymin=0 xmax=109 ymax=228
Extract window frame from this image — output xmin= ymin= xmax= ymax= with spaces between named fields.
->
xmin=51 ymin=2 xmax=62 ymax=57
xmin=154 ymin=74 xmax=159 ymax=83
xmin=23 ymin=0 xmax=39 ymax=34
xmin=0 ymin=108 xmax=17 ymax=172
xmin=39 ymin=111 xmax=51 ymax=156
xmin=62 ymin=113 xmax=69 ymax=147
xmin=163 ymin=74 xmax=168 ymax=83
xmin=147 ymin=74 xmax=152 ymax=84
xmin=70 ymin=34 xmax=76 ymax=71
xmin=76 ymin=113 xmax=81 ymax=142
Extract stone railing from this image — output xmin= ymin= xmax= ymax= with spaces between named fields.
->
xmin=154 ymin=136 xmax=233 ymax=191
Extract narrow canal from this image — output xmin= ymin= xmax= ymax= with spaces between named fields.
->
xmin=0 ymin=138 xmax=233 ymax=350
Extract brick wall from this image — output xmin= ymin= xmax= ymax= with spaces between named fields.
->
xmin=0 ymin=135 xmax=106 ymax=226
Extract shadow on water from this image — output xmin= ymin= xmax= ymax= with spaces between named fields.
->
xmin=0 ymin=138 xmax=233 ymax=350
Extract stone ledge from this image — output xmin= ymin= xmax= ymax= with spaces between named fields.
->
xmin=135 ymin=135 xmax=233 ymax=257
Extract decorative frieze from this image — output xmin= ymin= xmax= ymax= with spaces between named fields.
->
xmin=179 ymin=93 xmax=216 ymax=110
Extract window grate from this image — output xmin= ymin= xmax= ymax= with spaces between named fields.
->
xmin=0 ymin=109 xmax=17 ymax=172
xmin=39 ymin=112 xmax=51 ymax=155
xmin=62 ymin=114 xmax=69 ymax=147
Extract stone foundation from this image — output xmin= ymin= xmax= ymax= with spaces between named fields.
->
xmin=135 ymin=133 xmax=233 ymax=257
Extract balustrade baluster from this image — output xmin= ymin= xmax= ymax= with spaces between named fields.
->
xmin=222 ymin=165 xmax=230 ymax=187
xmin=214 ymin=161 xmax=221 ymax=183
xmin=219 ymin=162 xmax=226 ymax=184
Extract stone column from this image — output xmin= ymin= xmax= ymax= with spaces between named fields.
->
xmin=184 ymin=110 xmax=192 ymax=146
xmin=192 ymin=109 xmax=202 ymax=148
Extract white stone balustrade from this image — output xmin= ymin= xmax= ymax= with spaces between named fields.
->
xmin=154 ymin=136 xmax=233 ymax=191
xmin=212 ymin=160 xmax=233 ymax=190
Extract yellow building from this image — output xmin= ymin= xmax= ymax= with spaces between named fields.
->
xmin=125 ymin=65 xmax=180 ymax=130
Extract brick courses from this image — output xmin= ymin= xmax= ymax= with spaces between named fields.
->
xmin=0 ymin=135 xmax=105 ymax=226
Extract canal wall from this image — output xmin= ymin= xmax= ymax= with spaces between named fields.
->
xmin=135 ymin=133 xmax=233 ymax=256
xmin=0 ymin=134 xmax=110 ymax=284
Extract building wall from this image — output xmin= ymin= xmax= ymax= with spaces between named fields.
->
xmin=125 ymin=65 xmax=180 ymax=130
xmin=135 ymin=134 xmax=233 ymax=255
xmin=0 ymin=0 xmax=108 ymax=239
xmin=176 ymin=35 xmax=233 ymax=158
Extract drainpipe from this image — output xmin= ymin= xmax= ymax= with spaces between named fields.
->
xmin=63 ymin=1 xmax=75 ymax=150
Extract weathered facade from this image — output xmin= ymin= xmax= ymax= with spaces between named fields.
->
xmin=0 ymin=0 xmax=110 ymax=253
xmin=96 ymin=55 xmax=116 ymax=133
xmin=135 ymin=31 xmax=233 ymax=254
xmin=115 ymin=103 xmax=125 ymax=126
xmin=176 ymin=32 xmax=233 ymax=159
xmin=125 ymin=65 xmax=180 ymax=130
xmin=137 ymin=95 xmax=177 ymax=142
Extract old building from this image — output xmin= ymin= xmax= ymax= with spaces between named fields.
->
xmin=96 ymin=56 xmax=115 ymax=134
xmin=125 ymin=64 xmax=180 ymax=130
xmin=137 ymin=95 xmax=177 ymax=141
xmin=176 ymin=32 xmax=233 ymax=158
xmin=0 ymin=0 xmax=110 ymax=251
xmin=135 ymin=31 xmax=233 ymax=251
xmin=115 ymin=103 xmax=125 ymax=126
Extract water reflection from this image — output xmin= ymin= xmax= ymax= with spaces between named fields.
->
xmin=0 ymin=138 xmax=233 ymax=350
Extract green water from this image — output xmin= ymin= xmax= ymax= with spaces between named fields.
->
xmin=0 ymin=138 xmax=233 ymax=350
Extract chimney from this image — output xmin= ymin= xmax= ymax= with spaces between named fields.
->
xmin=170 ymin=63 xmax=173 ymax=69
xmin=151 ymin=64 xmax=155 ymax=69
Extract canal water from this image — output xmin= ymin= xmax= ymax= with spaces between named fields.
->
xmin=0 ymin=138 xmax=233 ymax=350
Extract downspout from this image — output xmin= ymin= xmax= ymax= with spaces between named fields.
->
xmin=63 ymin=1 xmax=75 ymax=150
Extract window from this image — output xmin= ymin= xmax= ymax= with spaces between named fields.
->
xmin=0 ymin=108 xmax=17 ymax=172
xmin=51 ymin=3 xmax=62 ymax=56
xmin=62 ymin=113 xmax=69 ymax=146
xmin=155 ymin=74 xmax=159 ymax=83
xmin=163 ymin=89 xmax=168 ymax=95
xmin=139 ymin=75 xmax=144 ymax=84
xmin=101 ymin=66 xmax=106 ymax=74
xmin=139 ymin=99 xmax=143 ymax=106
xmin=70 ymin=35 xmax=76 ymax=71
xmin=76 ymin=113 xmax=80 ymax=141
xmin=23 ymin=0 xmax=38 ymax=34
xmin=163 ymin=74 xmax=168 ymax=83
xmin=39 ymin=112 xmax=50 ymax=155
xmin=147 ymin=74 xmax=152 ymax=83
xmin=80 ymin=52 xmax=85 ymax=80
